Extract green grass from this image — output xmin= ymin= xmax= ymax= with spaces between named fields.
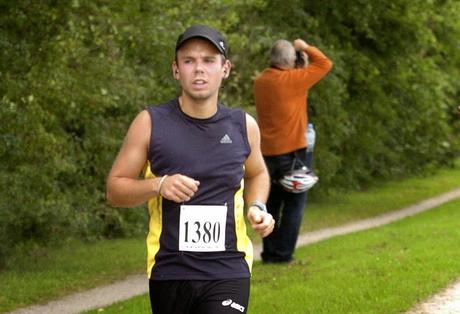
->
xmin=1 ymin=159 xmax=460 ymax=313
xmin=85 ymin=294 xmax=151 ymax=314
xmin=0 ymin=238 xmax=145 ymax=313
xmin=85 ymin=199 xmax=460 ymax=314
xmin=250 ymin=200 xmax=460 ymax=313
xmin=303 ymin=159 xmax=460 ymax=230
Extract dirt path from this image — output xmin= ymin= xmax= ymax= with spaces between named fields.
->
xmin=7 ymin=188 xmax=460 ymax=314
xmin=405 ymin=279 xmax=460 ymax=314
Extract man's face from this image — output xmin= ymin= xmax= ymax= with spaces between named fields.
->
xmin=173 ymin=38 xmax=230 ymax=102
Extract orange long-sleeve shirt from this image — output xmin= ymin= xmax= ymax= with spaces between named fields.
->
xmin=253 ymin=46 xmax=333 ymax=156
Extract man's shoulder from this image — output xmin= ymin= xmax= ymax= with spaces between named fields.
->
xmin=145 ymin=99 xmax=177 ymax=115
xmin=219 ymin=103 xmax=246 ymax=116
xmin=254 ymin=67 xmax=296 ymax=82
xmin=217 ymin=104 xmax=249 ymax=127
xmin=146 ymin=99 xmax=176 ymax=110
xmin=255 ymin=67 xmax=279 ymax=77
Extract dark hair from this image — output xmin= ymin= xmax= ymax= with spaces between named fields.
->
xmin=295 ymin=50 xmax=305 ymax=68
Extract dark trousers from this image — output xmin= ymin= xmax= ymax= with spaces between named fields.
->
xmin=261 ymin=149 xmax=312 ymax=262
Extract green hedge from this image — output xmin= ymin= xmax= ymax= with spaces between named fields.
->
xmin=1 ymin=0 xmax=459 ymax=267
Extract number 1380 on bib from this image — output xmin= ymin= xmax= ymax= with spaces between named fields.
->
xmin=179 ymin=205 xmax=227 ymax=252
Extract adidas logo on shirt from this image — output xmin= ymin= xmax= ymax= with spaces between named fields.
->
xmin=220 ymin=134 xmax=232 ymax=144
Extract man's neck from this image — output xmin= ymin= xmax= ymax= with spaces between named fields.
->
xmin=271 ymin=65 xmax=293 ymax=70
xmin=178 ymin=95 xmax=218 ymax=119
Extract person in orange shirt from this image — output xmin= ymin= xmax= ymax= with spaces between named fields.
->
xmin=253 ymin=38 xmax=332 ymax=263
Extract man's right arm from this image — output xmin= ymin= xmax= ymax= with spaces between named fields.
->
xmin=106 ymin=110 xmax=161 ymax=207
xmin=106 ymin=110 xmax=200 ymax=207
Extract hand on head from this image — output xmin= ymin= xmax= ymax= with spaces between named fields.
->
xmin=293 ymin=39 xmax=309 ymax=51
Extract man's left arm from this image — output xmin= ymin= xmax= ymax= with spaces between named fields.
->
xmin=243 ymin=113 xmax=274 ymax=238
xmin=293 ymin=39 xmax=333 ymax=89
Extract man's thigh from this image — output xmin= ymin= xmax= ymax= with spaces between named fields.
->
xmin=149 ymin=280 xmax=193 ymax=314
xmin=193 ymin=278 xmax=250 ymax=314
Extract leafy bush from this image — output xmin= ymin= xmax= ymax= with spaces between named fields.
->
xmin=1 ymin=0 xmax=459 ymax=267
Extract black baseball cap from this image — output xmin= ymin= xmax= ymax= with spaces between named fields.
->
xmin=175 ymin=25 xmax=228 ymax=58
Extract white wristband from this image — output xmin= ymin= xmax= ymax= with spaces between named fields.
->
xmin=158 ymin=175 xmax=168 ymax=195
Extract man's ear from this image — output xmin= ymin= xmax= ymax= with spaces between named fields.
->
xmin=222 ymin=59 xmax=232 ymax=79
xmin=172 ymin=62 xmax=179 ymax=80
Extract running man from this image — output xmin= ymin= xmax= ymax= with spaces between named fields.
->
xmin=106 ymin=25 xmax=274 ymax=314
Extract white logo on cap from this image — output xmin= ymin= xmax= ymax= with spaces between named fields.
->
xmin=219 ymin=41 xmax=225 ymax=50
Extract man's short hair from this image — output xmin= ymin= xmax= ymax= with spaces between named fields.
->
xmin=270 ymin=40 xmax=295 ymax=68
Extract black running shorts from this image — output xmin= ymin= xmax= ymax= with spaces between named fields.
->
xmin=149 ymin=278 xmax=250 ymax=314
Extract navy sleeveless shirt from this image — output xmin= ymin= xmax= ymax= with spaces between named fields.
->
xmin=144 ymin=99 xmax=254 ymax=280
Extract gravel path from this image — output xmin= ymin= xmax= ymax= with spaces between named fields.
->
xmin=8 ymin=188 xmax=460 ymax=314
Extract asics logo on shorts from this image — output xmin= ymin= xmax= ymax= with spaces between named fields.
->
xmin=221 ymin=298 xmax=245 ymax=312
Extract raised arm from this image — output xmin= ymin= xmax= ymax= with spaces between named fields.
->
xmin=293 ymin=38 xmax=333 ymax=89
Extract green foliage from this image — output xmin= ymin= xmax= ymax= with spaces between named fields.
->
xmin=1 ymin=0 xmax=459 ymax=267
xmin=250 ymin=200 xmax=460 ymax=314
xmin=249 ymin=0 xmax=460 ymax=191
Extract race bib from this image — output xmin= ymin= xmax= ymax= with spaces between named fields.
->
xmin=179 ymin=205 xmax=227 ymax=252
